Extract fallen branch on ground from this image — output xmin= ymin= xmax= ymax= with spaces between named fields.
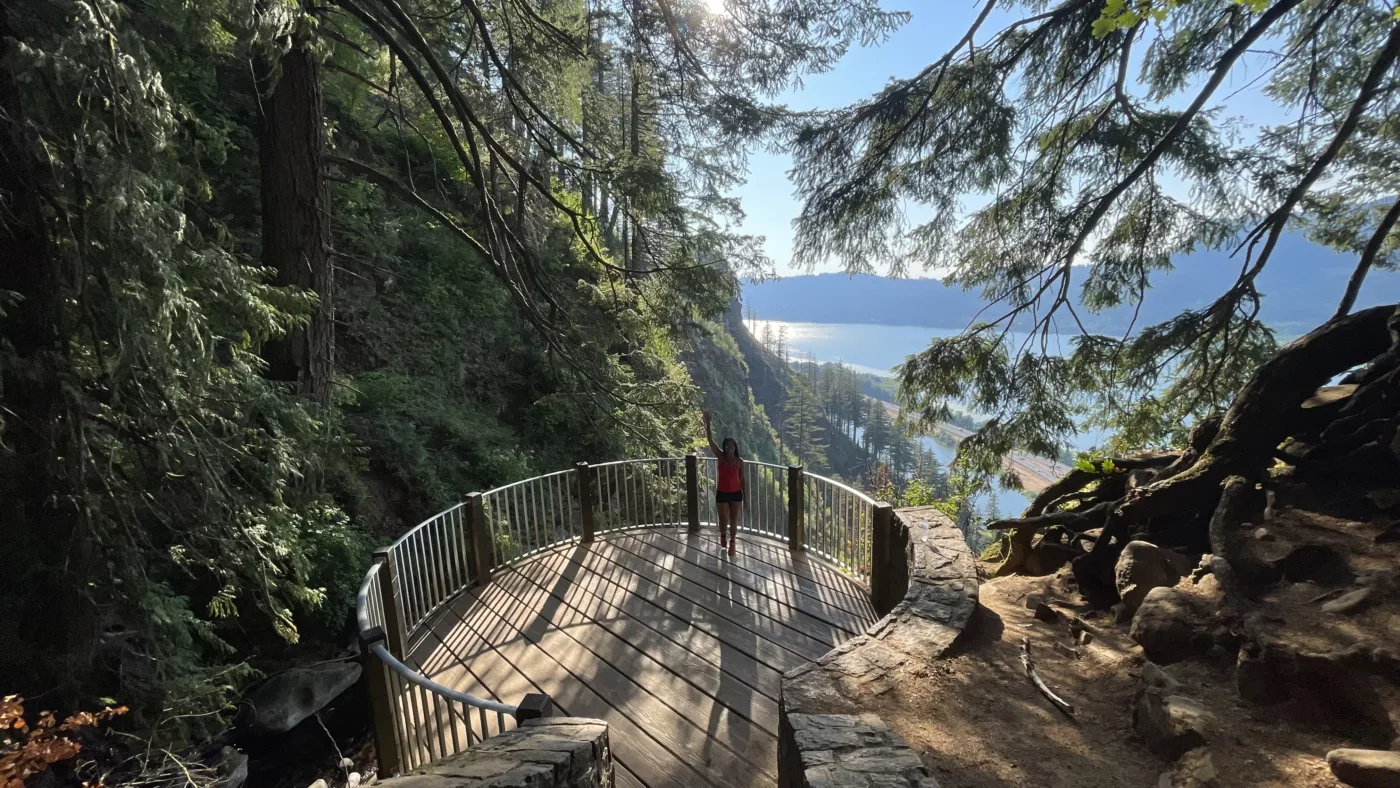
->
xmin=1021 ymin=637 xmax=1075 ymax=718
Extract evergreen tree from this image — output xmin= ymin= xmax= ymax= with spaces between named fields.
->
xmin=783 ymin=380 xmax=829 ymax=472
xmin=789 ymin=0 xmax=1400 ymax=472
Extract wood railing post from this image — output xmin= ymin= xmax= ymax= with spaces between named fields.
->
xmin=577 ymin=462 xmax=596 ymax=543
xmin=870 ymin=502 xmax=897 ymax=616
xmin=359 ymin=626 xmax=403 ymax=777
xmin=787 ymin=466 xmax=805 ymax=551
xmin=373 ymin=549 xmax=408 ymax=658
xmin=685 ymin=452 xmax=700 ymax=534
xmin=467 ymin=492 xmax=492 ymax=586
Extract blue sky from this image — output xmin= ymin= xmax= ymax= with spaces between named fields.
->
xmin=731 ymin=1 xmax=1298 ymax=277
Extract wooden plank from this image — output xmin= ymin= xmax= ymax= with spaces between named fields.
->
xmin=606 ymin=534 xmax=846 ymax=648
xmin=521 ymin=543 xmax=786 ymax=699
xmin=490 ymin=566 xmax=779 ymax=774
xmin=505 ymin=549 xmax=782 ymax=734
xmin=633 ymin=530 xmax=872 ymax=636
xmin=692 ymin=529 xmax=875 ymax=611
xmin=617 ymin=764 xmax=646 ymax=788
xmin=440 ymin=592 xmax=704 ymax=788
xmin=581 ymin=539 xmax=829 ymax=664
xmin=695 ymin=528 xmax=867 ymax=595
xmin=557 ymin=542 xmax=811 ymax=674
xmin=649 ymin=529 xmax=876 ymax=623
xmin=469 ymin=583 xmax=773 ymax=788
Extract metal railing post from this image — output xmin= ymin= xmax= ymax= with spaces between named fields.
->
xmin=373 ymin=549 xmax=408 ymax=658
xmin=515 ymin=693 xmax=554 ymax=721
xmin=870 ymin=502 xmax=897 ymax=616
xmin=467 ymin=492 xmax=492 ymax=585
xmin=685 ymin=452 xmax=700 ymax=534
xmin=360 ymin=627 xmax=403 ymax=777
xmin=577 ymin=462 xmax=596 ymax=543
xmin=787 ymin=465 xmax=805 ymax=551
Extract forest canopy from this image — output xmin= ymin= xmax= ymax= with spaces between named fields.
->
xmin=0 ymin=0 xmax=901 ymax=739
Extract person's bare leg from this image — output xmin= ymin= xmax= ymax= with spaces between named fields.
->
xmin=718 ymin=503 xmax=730 ymax=549
xmin=728 ymin=502 xmax=741 ymax=555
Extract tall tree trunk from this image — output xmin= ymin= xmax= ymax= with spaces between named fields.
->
xmin=628 ymin=50 xmax=642 ymax=276
xmin=259 ymin=37 xmax=333 ymax=407
xmin=0 ymin=31 xmax=93 ymax=701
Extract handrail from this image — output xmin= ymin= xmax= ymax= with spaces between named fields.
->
xmin=355 ymin=454 xmax=888 ymax=777
xmin=369 ymin=640 xmax=517 ymax=715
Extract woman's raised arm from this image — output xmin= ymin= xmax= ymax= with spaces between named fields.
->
xmin=702 ymin=412 xmax=723 ymax=457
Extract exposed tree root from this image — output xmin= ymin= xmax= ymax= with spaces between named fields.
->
xmin=994 ymin=304 xmax=1400 ymax=606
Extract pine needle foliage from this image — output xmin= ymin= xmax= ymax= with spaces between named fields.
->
xmin=789 ymin=0 xmax=1400 ymax=468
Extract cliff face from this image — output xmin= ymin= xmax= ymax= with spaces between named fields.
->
xmin=679 ymin=305 xmax=785 ymax=465
xmin=719 ymin=300 xmax=865 ymax=477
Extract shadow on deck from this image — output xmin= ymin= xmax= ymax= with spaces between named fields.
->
xmin=405 ymin=526 xmax=877 ymax=788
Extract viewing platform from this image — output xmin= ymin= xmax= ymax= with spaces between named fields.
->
xmin=355 ymin=456 xmax=921 ymax=788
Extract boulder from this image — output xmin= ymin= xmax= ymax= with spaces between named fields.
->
xmin=236 ymin=662 xmax=361 ymax=736
xmin=1131 ymin=587 xmax=1208 ymax=665
xmin=1134 ymin=690 xmax=1213 ymax=758
xmin=1326 ymin=748 xmax=1400 ymax=788
xmin=216 ymin=746 xmax=248 ymax=788
xmin=1115 ymin=542 xmax=1188 ymax=615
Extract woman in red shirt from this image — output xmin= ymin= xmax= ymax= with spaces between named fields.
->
xmin=703 ymin=412 xmax=745 ymax=555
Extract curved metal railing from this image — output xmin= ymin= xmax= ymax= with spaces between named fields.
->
xmin=355 ymin=454 xmax=884 ymax=776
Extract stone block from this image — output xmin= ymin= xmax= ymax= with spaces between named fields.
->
xmin=380 ymin=719 xmax=611 ymax=788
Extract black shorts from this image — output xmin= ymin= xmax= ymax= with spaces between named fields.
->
xmin=715 ymin=489 xmax=744 ymax=504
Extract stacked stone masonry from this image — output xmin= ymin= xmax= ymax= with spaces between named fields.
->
xmin=378 ymin=718 xmax=613 ymax=788
xmin=780 ymin=507 xmax=978 ymax=788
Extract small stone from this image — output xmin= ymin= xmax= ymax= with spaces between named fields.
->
xmin=1077 ymin=630 xmax=1095 ymax=647
xmin=1025 ymin=593 xmax=1048 ymax=610
xmin=348 ymin=774 xmax=362 ymax=788
xmin=1187 ymin=749 xmax=1220 ymax=786
xmin=1322 ymin=587 xmax=1373 ymax=615
xmin=340 ymin=758 xmax=354 ymax=770
xmin=1253 ymin=527 xmax=1276 ymax=541
xmin=1033 ymin=602 xmax=1061 ymax=623
xmin=308 ymin=781 xmax=329 ymax=788
xmin=1326 ymin=748 xmax=1400 ymax=788
xmin=1051 ymin=641 xmax=1080 ymax=659
xmin=1134 ymin=691 xmax=1213 ymax=758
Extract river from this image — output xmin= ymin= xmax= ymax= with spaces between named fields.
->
xmin=750 ymin=319 xmax=1093 ymax=511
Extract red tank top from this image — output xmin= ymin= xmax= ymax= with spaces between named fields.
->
xmin=717 ymin=459 xmax=742 ymax=492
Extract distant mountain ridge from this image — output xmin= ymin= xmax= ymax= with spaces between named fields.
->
xmin=745 ymin=230 xmax=1400 ymax=335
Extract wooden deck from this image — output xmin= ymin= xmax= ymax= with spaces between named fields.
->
xmin=408 ymin=526 xmax=877 ymax=788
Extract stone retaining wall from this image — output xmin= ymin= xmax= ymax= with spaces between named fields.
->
xmin=379 ymin=718 xmax=612 ymax=788
xmin=779 ymin=507 xmax=979 ymax=788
